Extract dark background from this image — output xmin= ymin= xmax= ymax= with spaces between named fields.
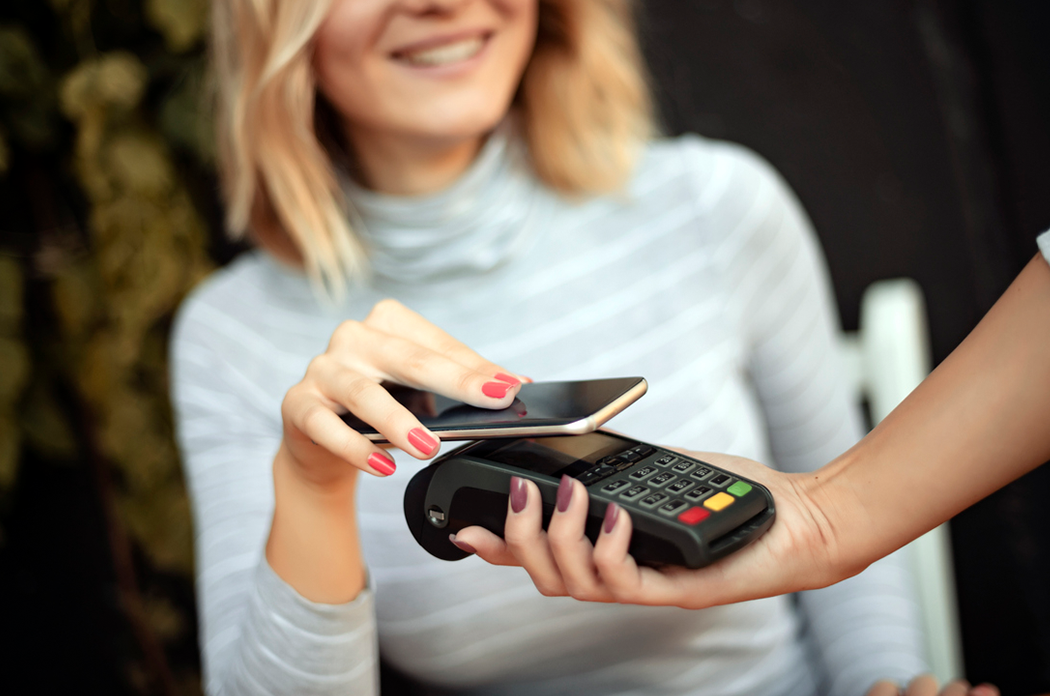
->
xmin=2 ymin=1 xmax=1049 ymax=694
xmin=638 ymin=2 xmax=1050 ymax=694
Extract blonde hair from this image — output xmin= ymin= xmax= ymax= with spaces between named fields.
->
xmin=212 ymin=0 xmax=653 ymax=297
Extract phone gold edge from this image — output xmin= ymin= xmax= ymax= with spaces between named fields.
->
xmin=363 ymin=378 xmax=649 ymax=444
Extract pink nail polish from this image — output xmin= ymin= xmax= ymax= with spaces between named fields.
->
xmin=407 ymin=428 xmax=437 ymax=455
xmin=449 ymin=534 xmax=476 ymax=554
xmin=556 ymin=475 xmax=573 ymax=513
xmin=482 ymin=381 xmax=511 ymax=398
xmin=510 ymin=476 xmax=528 ymax=513
xmin=368 ymin=452 xmax=396 ymax=476
xmin=494 ymin=373 xmax=521 ymax=385
xmin=603 ymin=503 xmax=619 ymax=534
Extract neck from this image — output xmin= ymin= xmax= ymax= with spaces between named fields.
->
xmin=343 ymin=125 xmax=485 ymax=196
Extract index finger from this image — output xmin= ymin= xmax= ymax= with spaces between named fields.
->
xmin=363 ymin=299 xmax=526 ymax=382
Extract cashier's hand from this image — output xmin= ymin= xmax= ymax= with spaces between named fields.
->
xmin=866 ymin=676 xmax=999 ymax=696
xmin=452 ymin=451 xmax=860 ymax=609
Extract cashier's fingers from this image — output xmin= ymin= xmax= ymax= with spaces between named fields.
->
xmin=905 ymin=675 xmax=941 ymax=696
xmin=448 ymin=526 xmax=518 ymax=565
xmin=866 ymin=676 xmax=986 ymax=696
xmin=937 ymin=681 xmax=972 ymax=696
xmin=546 ymin=476 xmax=614 ymax=602
xmin=591 ymin=503 xmax=645 ymax=599
xmin=866 ymin=681 xmax=902 ymax=696
xmin=591 ymin=505 xmax=693 ymax=606
xmin=501 ymin=477 xmax=569 ymax=597
xmin=450 ymin=482 xmax=559 ymax=572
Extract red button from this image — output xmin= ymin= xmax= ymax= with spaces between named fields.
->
xmin=677 ymin=506 xmax=710 ymax=525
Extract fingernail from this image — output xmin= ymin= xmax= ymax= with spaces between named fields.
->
xmin=494 ymin=372 xmax=521 ymax=385
xmin=449 ymin=534 xmax=476 ymax=555
xmin=407 ymin=428 xmax=438 ymax=455
xmin=603 ymin=502 xmax=619 ymax=534
xmin=510 ymin=476 xmax=528 ymax=513
xmin=556 ymin=474 xmax=573 ymax=513
xmin=368 ymin=452 xmax=396 ymax=476
xmin=970 ymin=686 xmax=997 ymax=696
xmin=482 ymin=381 xmax=512 ymax=398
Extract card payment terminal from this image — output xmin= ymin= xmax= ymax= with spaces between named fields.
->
xmin=404 ymin=431 xmax=775 ymax=569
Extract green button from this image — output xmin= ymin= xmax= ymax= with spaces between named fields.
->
xmin=727 ymin=481 xmax=752 ymax=497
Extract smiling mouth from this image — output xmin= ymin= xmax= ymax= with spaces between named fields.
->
xmin=393 ymin=35 xmax=489 ymax=67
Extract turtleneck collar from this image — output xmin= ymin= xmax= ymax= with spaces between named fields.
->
xmin=341 ymin=122 xmax=546 ymax=285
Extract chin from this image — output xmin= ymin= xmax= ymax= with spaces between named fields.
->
xmin=397 ymin=96 xmax=513 ymax=143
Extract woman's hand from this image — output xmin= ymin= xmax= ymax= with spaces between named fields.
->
xmin=280 ymin=298 xmax=523 ymax=489
xmin=452 ymin=450 xmax=864 ymax=609
xmin=268 ymin=299 xmax=522 ymax=603
xmin=867 ymin=676 xmax=999 ymax=696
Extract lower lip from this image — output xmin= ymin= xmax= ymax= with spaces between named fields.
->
xmin=391 ymin=36 xmax=493 ymax=78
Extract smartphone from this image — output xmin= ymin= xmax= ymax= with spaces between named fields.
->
xmin=340 ymin=377 xmax=647 ymax=443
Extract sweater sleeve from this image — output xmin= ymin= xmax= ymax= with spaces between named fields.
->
xmin=170 ymin=292 xmax=379 ymax=696
xmin=696 ymin=140 xmax=929 ymax=696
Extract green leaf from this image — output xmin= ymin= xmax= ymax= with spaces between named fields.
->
xmin=145 ymin=0 xmax=209 ymax=53
xmin=0 ymin=415 xmax=20 ymax=492
xmin=21 ymin=378 xmax=78 ymax=461
xmin=143 ymin=594 xmax=186 ymax=641
xmin=0 ymin=127 xmax=8 ymax=173
xmin=60 ymin=51 xmax=147 ymax=120
xmin=0 ymin=336 xmax=29 ymax=405
xmin=0 ymin=25 xmax=57 ymax=150
xmin=159 ymin=60 xmax=215 ymax=164
xmin=105 ymin=133 xmax=174 ymax=197
xmin=0 ymin=255 xmax=23 ymax=330
xmin=0 ymin=25 xmax=50 ymax=98
xmin=51 ymin=257 xmax=101 ymax=339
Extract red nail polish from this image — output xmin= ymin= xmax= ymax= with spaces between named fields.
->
xmin=603 ymin=502 xmax=619 ymax=534
xmin=494 ymin=373 xmax=521 ymax=385
xmin=368 ymin=452 xmax=396 ymax=476
xmin=407 ymin=428 xmax=437 ymax=455
xmin=556 ymin=474 xmax=573 ymax=513
xmin=510 ymin=476 xmax=528 ymax=513
xmin=482 ymin=381 xmax=511 ymax=398
xmin=449 ymin=534 xmax=476 ymax=555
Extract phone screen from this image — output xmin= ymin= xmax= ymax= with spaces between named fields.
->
xmin=339 ymin=377 xmax=645 ymax=439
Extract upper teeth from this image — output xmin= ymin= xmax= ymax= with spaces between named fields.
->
xmin=399 ymin=37 xmax=485 ymax=66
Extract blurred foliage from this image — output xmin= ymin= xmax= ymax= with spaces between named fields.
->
xmin=0 ymin=256 xmax=27 ymax=491
xmin=1 ymin=0 xmax=215 ymax=693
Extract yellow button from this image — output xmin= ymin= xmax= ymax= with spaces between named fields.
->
xmin=704 ymin=492 xmax=735 ymax=512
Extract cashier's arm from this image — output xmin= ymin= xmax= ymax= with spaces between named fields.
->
xmin=456 ymin=254 xmax=1050 ymax=609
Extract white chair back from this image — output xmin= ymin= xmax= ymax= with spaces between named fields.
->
xmin=839 ymin=278 xmax=965 ymax=682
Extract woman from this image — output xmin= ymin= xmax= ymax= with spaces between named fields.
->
xmin=172 ymin=0 xmax=927 ymax=693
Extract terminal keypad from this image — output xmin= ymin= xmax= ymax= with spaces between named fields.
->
xmin=580 ymin=444 xmax=758 ymax=529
